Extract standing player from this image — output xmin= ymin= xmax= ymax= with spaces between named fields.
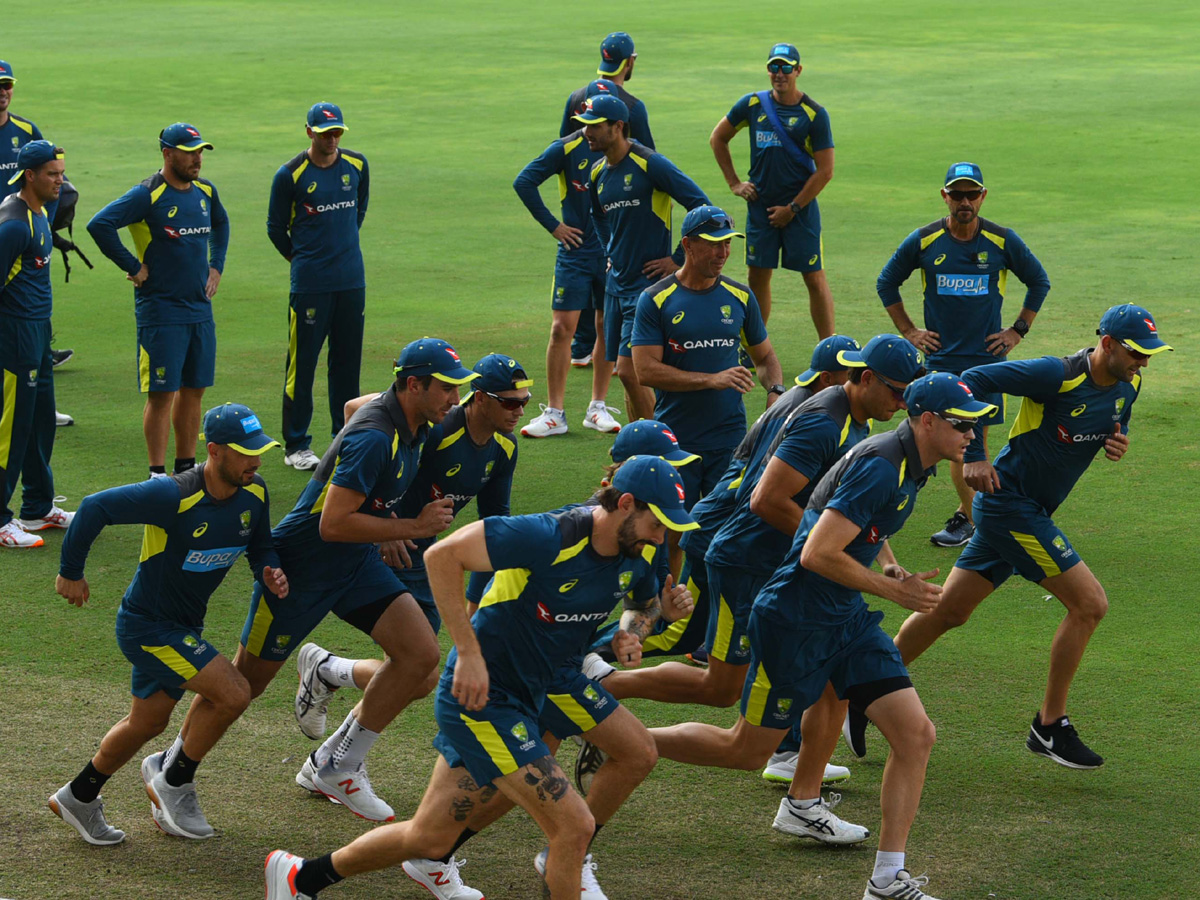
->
xmin=893 ymin=305 xmax=1170 ymax=769
xmin=577 ymin=94 xmax=710 ymax=422
xmin=268 ymin=102 xmax=369 ymax=470
xmin=88 ymin=123 xmax=230 ymax=478
xmin=710 ymin=42 xmax=835 ymax=335
xmin=49 ymin=403 xmax=285 ymax=843
xmin=264 ymin=456 xmax=696 ymax=900
xmin=0 ymin=140 xmax=73 ymax=549
xmin=649 ymin=374 xmax=994 ymax=900
xmin=878 ymin=161 xmax=1050 ymax=547
xmin=514 ymin=98 xmax=619 ymax=437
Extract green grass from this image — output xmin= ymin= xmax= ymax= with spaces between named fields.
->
xmin=2 ymin=1 xmax=1198 ymax=897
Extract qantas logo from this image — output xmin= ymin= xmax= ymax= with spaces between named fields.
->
xmin=668 ymin=338 xmax=685 ymax=354
xmin=33 ymin=254 xmax=50 ymax=269
xmin=163 ymin=225 xmax=210 ymax=238
xmin=445 ymin=347 xmax=460 ymax=361
xmin=602 ymin=199 xmax=641 ymax=211
xmin=322 ymin=109 xmax=337 ymax=120
xmin=865 ymin=526 xmax=882 ymax=544
xmin=1144 ymin=318 xmax=1157 ymax=333
xmin=536 ymin=602 xmax=607 ymax=624
xmin=674 ymin=482 xmax=685 ymax=501
xmin=570 ymin=179 xmax=589 ymax=192
xmin=304 ymin=199 xmax=356 ymax=214
xmin=1056 ymin=425 xmax=1108 ymax=445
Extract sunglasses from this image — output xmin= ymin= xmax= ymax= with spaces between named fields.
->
xmin=947 ymin=189 xmax=983 ymax=201
xmin=483 ymin=390 xmax=531 ymax=410
xmin=767 ymin=62 xmax=796 ymax=74
xmin=936 ymin=413 xmax=978 ymax=434
xmin=873 ymin=369 xmax=924 ymax=401
xmin=0 ymin=82 xmax=13 ymax=90
xmin=1116 ymin=339 xmax=1150 ymax=361
xmin=685 ymin=216 xmax=734 ymax=238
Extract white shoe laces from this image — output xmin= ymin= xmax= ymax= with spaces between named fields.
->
xmin=580 ymin=854 xmax=602 ymax=892
xmin=442 ymin=856 xmax=467 ymax=886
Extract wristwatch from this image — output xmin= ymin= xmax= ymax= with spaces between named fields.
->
xmin=768 ymin=384 xmax=786 ymax=396
xmin=1011 ymin=319 xmax=1030 ymax=337
xmin=788 ymin=201 xmax=803 ymax=216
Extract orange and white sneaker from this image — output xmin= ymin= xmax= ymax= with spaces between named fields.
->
xmin=311 ymin=760 xmax=394 ymax=821
xmin=265 ymin=850 xmax=312 ymax=900
xmin=402 ymin=856 xmax=484 ymax=899
xmin=0 ymin=520 xmax=43 ymax=548
xmin=521 ymin=405 xmax=567 ymax=438
xmin=582 ymin=401 xmax=621 ymax=434
xmin=16 ymin=504 xmax=74 ymax=531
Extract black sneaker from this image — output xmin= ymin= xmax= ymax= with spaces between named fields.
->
xmin=51 ymin=348 xmax=74 ymax=368
xmin=1026 ymin=714 xmax=1104 ymax=769
xmin=843 ymin=704 xmax=869 ymax=758
xmin=930 ymin=511 xmax=974 ymax=547
xmin=686 ymin=646 xmax=709 ymax=668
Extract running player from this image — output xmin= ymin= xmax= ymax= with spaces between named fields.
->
xmin=87 ymin=123 xmax=230 ymax=478
xmin=268 ymin=102 xmax=370 ymax=470
xmin=878 ymin=161 xmax=1050 ymax=547
xmin=710 ymin=42 xmax=835 ymax=334
xmin=264 ymin=456 xmax=696 ymax=900
xmin=49 ymin=403 xmax=284 ymax=843
xmin=892 ymin=305 xmax=1170 ymax=769
xmin=649 ymin=373 xmax=995 ymax=900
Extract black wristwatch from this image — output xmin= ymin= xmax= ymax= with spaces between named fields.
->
xmin=788 ymin=201 xmax=803 ymax=216
xmin=768 ymin=384 xmax=786 ymax=396
xmin=1011 ymin=319 xmax=1030 ymax=337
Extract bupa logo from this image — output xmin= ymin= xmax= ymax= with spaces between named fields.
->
xmin=936 ymin=274 xmax=989 ymax=296
xmin=182 ymin=546 xmax=245 ymax=572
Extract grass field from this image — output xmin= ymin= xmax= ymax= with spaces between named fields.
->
xmin=2 ymin=1 xmax=1198 ymax=898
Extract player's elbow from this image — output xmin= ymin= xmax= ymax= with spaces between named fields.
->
xmin=317 ymin=511 xmax=346 ymax=543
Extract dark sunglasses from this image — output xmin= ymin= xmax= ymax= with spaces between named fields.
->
xmin=767 ymin=62 xmax=796 ymax=74
xmin=0 ymin=82 xmax=13 ymax=89
xmin=874 ymin=368 xmax=924 ymax=401
xmin=947 ymin=189 xmax=983 ymax=201
xmin=1116 ymin=339 xmax=1150 ymax=361
xmin=684 ymin=215 xmax=734 ymax=238
xmin=483 ymin=391 xmax=531 ymax=410
xmin=936 ymin=413 xmax=978 ymax=434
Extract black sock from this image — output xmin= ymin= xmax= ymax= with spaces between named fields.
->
xmin=173 ymin=457 xmax=196 ymax=474
xmin=164 ymin=748 xmax=200 ymax=787
xmin=149 ymin=465 xmax=166 ymax=475
xmin=588 ymin=822 xmax=604 ymax=850
xmin=437 ymin=827 xmax=477 ymax=863
xmin=69 ymin=761 xmax=110 ymax=804
xmin=295 ymin=853 xmax=344 ymax=896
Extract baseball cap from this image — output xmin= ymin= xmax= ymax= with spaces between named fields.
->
xmin=904 ymin=373 xmax=997 ymax=419
xmin=839 ymin=334 xmax=925 ymax=384
xmin=468 ymin=353 xmax=534 ymax=394
xmin=944 ymin=161 xmax=984 ymax=188
xmin=6 ymin=140 xmax=64 ymax=186
xmin=0 ymin=61 xmax=15 ymax=83
xmin=681 ymin=205 xmax=744 ymax=242
xmin=768 ymin=43 xmax=800 ymax=65
xmin=612 ymin=455 xmax=698 ymax=532
xmin=307 ymin=101 xmax=348 ymax=133
xmin=611 ymin=420 xmax=700 ymax=467
xmin=572 ymin=94 xmax=629 ymax=125
xmin=201 ymin=403 xmax=280 ymax=455
xmin=393 ymin=338 xmax=480 ymax=385
xmin=598 ymin=32 xmax=636 ymax=77
xmin=160 ymin=123 xmax=213 ymax=152
xmin=795 ymin=335 xmax=860 ymax=386
xmin=1097 ymin=303 xmax=1173 ymax=354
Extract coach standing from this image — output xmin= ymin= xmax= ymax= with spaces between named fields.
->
xmin=267 ymin=102 xmax=369 ymax=471
xmin=88 ymin=123 xmax=230 ymax=479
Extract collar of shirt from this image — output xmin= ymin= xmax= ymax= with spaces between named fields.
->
xmin=895 ymin=418 xmax=936 ymax=484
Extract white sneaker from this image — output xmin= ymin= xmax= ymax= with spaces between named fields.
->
xmin=312 ymin=760 xmax=395 ymax=821
xmin=55 ymin=410 xmax=74 ymax=427
xmin=864 ymin=870 xmax=941 ymax=900
xmin=294 ymin=642 xmax=338 ymax=739
xmin=264 ymin=850 xmax=313 ymax=900
xmin=284 ymin=449 xmax=320 ymax=470
xmin=571 ymin=354 xmax=593 ymax=368
xmin=582 ymin=401 xmax=621 ymax=434
xmin=761 ymin=751 xmax=852 ymax=785
xmin=534 ymin=848 xmax=608 ymax=900
xmin=521 ymin=405 xmax=568 ymax=438
xmin=15 ymin=505 xmax=74 ymax=531
xmin=0 ymin=520 xmax=43 ymax=548
xmin=771 ymin=793 xmax=869 ymax=845
xmin=402 ymin=856 xmax=484 ymax=900
xmin=581 ymin=652 xmax=615 ymax=682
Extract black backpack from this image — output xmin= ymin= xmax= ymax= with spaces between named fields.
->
xmin=50 ymin=178 xmax=93 ymax=282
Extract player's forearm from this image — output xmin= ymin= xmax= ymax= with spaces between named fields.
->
xmin=632 ymin=356 xmax=713 ymax=392
xmin=318 ymin=510 xmax=436 ymax=544
xmin=86 ymin=218 xmax=139 ymax=274
xmin=791 ymin=169 xmax=831 ymax=210
xmin=710 ymin=132 xmax=741 ymax=189
xmin=755 ymin=354 xmax=784 ymax=392
xmin=426 ymin=544 xmax=483 ymax=657
xmin=619 ymin=598 xmax=662 ymax=640
xmin=750 ymin=488 xmax=803 ymax=536
xmin=208 ymin=218 xmax=230 ymax=273
xmin=801 ymin=544 xmax=906 ymax=605
xmin=882 ymin=302 xmax=916 ymax=335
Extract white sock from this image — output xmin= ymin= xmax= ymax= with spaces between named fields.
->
xmin=330 ymin=716 xmax=380 ymax=771
xmin=872 ymin=851 xmax=906 ymax=886
xmin=317 ymin=654 xmax=357 ymax=688
xmin=161 ymin=733 xmax=184 ymax=770
xmin=787 ymin=796 xmax=821 ymax=810
xmin=316 ymin=712 xmax=356 ymax=767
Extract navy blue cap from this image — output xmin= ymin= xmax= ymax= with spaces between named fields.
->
xmin=598 ymin=32 xmax=636 ymax=76
xmin=681 ymin=205 xmax=744 ymax=242
xmin=1097 ymin=304 xmax=1172 ymax=354
xmin=905 ymin=373 xmax=997 ymax=418
xmin=768 ymin=43 xmax=800 ymax=65
xmin=6 ymin=140 xmax=64 ymax=186
xmin=201 ymin=403 xmax=280 ymax=455
xmin=795 ymin=335 xmax=860 ymax=386
xmin=469 ymin=353 xmax=533 ymax=394
xmin=611 ymin=420 xmax=700 ymax=467
xmin=944 ymin=161 xmax=984 ymax=188
xmin=307 ymin=101 xmax=348 ymax=133
xmin=0 ymin=61 xmax=14 ymax=83
xmin=393 ymin=338 xmax=479 ymax=385
xmin=612 ymin=455 xmax=698 ymax=532
xmin=839 ymin=334 xmax=925 ymax=384
xmin=160 ymin=123 xmax=213 ymax=152
xmin=572 ymin=94 xmax=629 ymax=125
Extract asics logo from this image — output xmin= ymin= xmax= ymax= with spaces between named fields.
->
xmin=446 ymin=463 xmax=461 ymax=477
xmin=934 ymin=253 xmax=946 ymax=265
xmin=193 ymin=522 xmax=208 ymax=537
xmin=672 ymin=311 xmax=685 ymax=324
xmin=1071 ymin=404 xmax=1087 ymax=417
xmin=559 ymin=579 xmax=578 ymax=593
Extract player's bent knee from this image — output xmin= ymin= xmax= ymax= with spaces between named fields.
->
xmin=413 ymin=666 xmax=440 ymax=700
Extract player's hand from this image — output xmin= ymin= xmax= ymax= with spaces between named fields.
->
xmin=710 ymin=366 xmax=756 ymax=393
xmin=415 ymin=498 xmax=455 ymax=537
xmin=611 ymin=629 xmax=644 ymax=668
xmin=378 ymin=539 xmax=416 ymax=569
xmin=659 ymin=574 xmax=694 ymax=622
xmin=452 ymin=651 xmax=490 ymax=711
xmin=127 ymin=263 xmax=149 ymax=287
xmin=766 ymin=204 xmax=795 ymax=228
xmin=205 ymin=267 xmax=222 ymax=299
xmin=882 ymin=563 xmax=911 ymax=580
xmin=642 ymin=256 xmax=677 ymax=279
xmin=731 ymin=181 xmax=758 ymax=202
xmin=892 ymin=568 xmax=942 ymax=613
xmin=963 ymin=460 xmax=1001 ymax=493
xmin=262 ymin=566 xmax=289 ymax=599
xmin=1105 ymin=424 xmax=1129 ymax=461
xmin=56 ymin=575 xmax=89 ymax=607
xmin=903 ymin=327 xmax=941 ymax=354
xmin=551 ymin=222 xmax=584 ymax=249
xmin=986 ymin=327 xmax=1021 ymax=356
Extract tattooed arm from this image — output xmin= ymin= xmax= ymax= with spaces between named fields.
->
xmin=613 ymin=574 xmax=694 ymax=667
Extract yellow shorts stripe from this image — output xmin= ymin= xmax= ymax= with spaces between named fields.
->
xmin=138 ymin=344 xmax=151 ymax=393
xmin=285 ymin=308 xmax=298 ymax=400
xmin=743 ymin=662 xmax=774 ymax=727
xmin=545 ymin=693 xmax=598 ymax=732
xmin=642 ymin=609 xmax=691 ymax=654
xmin=1010 ymin=530 xmax=1062 ymax=578
xmin=0 ymin=370 xmax=16 ymax=470
xmin=140 ymin=644 xmax=199 ymax=681
xmin=244 ymin=594 xmax=275 ymax=657
xmin=460 ymin=713 xmax=519 ymax=776
xmin=710 ymin=592 xmax=736 ymax=662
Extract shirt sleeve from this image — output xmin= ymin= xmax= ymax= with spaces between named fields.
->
xmin=0 ymin=219 xmax=30 ymax=290
xmin=467 ymin=450 xmax=517 ymax=603
xmin=961 ymin=356 xmax=1066 ymax=462
xmin=876 ymin=230 xmax=921 ymax=307
xmin=31 ymin=122 xmax=44 ymax=140
xmin=629 ymin=290 xmax=663 ymax=347
xmin=741 ymin=291 xmax=768 ymax=347
xmin=629 ymin=100 xmax=654 ymax=150
xmin=824 ymin=456 xmax=897 ymax=530
xmin=648 ymin=154 xmax=710 ymax=210
xmin=726 ymin=94 xmax=753 ymax=130
xmin=245 ymin=482 xmax=281 ymax=580
xmin=1003 ymin=229 xmax=1050 ymax=313
xmin=86 ymin=185 xmax=152 ymax=276
xmin=560 ymin=94 xmax=576 ymax=139
xmin=329 ymin=429 xmax=393 ymax=496
xmin=482 ymin=513 xmax=560 ymax=571
xmin=58 ymin=479 xmax=180 ymax=580
xmin=356 ymin=156 xmax=370 ymax=228
xmin=622 ymin=555 xmax=661 ymax=610
xmin=774 ymin=415 xmax=840 ymax=482
xmin=809 ymin=107 xmax=834 ymax=152
xmin=513 ymin=140 xmax=566 ymax=234
xmin=207 ymin=185 xmax=230 ymax=273
xmin=266 ymin=166 xmax=294 ymax=260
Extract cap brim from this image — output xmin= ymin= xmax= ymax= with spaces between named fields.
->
xmin=647 ymin=502 xmax=699 ymax=532
xmin=942 ymin=400 xmax=997 ymax=417
xmin=690 ymin=229 xmax=745 ymax=242
xmin=572 ymin=112 xmax=609 ymax=124
xmin=945 ymin=177 xmax=984 ymax=188
xmin=837 ymin=349 xmax=866 ymax=368
xmin=767 ymin=56 xmax=799 ymax=65
xmin=309 ymin=123 xmax=347 ymax=133
xmin=174 ymin=141 xmax=214 ymax=152
xmin=6 ymin=170 xmax=23 ymax=186
xmin=795 ymin=368 xmax=820 ymax=387
xmin=431 ymin=369 xmax=482 ymax=386
xmin=665 ymin=450 xmax=701 ymax=467
xmin=1124 ymin=337 xmax=1173 ymax=354
xmin=597 ymin=60 xmax=629 ymax=77
xmin=225 ymin=436 xmax=281 ymax=456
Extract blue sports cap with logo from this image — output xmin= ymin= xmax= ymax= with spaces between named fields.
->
xmin=201 ymin=403 xmax=280 ymax=455
xmin=768 ymin=43 xmax=800 ymax=65
xmin=160 ymin=123 xmax=213 ymax=152
xmin=612 ymin=455 xmax=698 ymax=532
xmin=393 ymin=338 xmax=480 ymax=385
xmin=1096 ymin=304 xmax=1173 ymax=355
xmin=307 ymin=101 xmax=348 ymax=133
xmin=572 ymin=94 xmax=629 ymax=125
xmin=795 ymin=335 xmax=860 ymax=386
xmin=610 ymin=420 xmax=700 ymax=467
xmin=6 ymin=140 xmax=64 ymax=185
xmin=598 ymin=32 xmax=636 ymax=77
xmin=469 ymin=353 xmax=534 ymax=394
xmin=0 ymin=60 xmax=15 ymax=83
xmin=944 ymin=161 xmax=984 ymax=188
xmin=681 ymin=205 xmax=744 ymax=242
xmin=905 ymin=373 xmax=997 ymax=419
xmin=839 ymin=334 xmax=925 ymax=384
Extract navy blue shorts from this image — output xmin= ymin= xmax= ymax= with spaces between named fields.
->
xmin=537 ymin=665 xmax=620 ymax=740
xmin=955 ymin=492 xmax=1082 ymax=587
xmin=676 ymin=445 xmax=736 ymax=511
xmin=705 ymin=563 xmax=770 ymax=665
xmin=552 ymin=255 xmax=606 ymax=312
xmin=745 ymin=199 xmax=823 ymax=273
xmin=433 ymin=674 xmax=549 ymax=788
xmin=137 ymin=321 xmax=216 ymax=393
xmin=603 ymin=290 xmax=640 ymax=361
xmin=391 ymin=566 xmax=441 ymax=634
xmin=116 ymin=608 xmax=220 ymax=701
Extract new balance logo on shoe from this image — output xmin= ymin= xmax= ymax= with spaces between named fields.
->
xmin=338 ymin=778 xmax=360 ymax=795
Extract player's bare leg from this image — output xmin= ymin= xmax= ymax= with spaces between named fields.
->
xmin=353 ymin=594 xmax=441 ymax=732
xmin=602 ymin=655 xmax=747 ymax=707
xmin=590 ymin=309 xmax=613 ymax=402
xmin=144 ymin=390 xmax=175 ymax=468
xmin=574 ymin=705 xmax=657 ymax=823
xmin=1037 ymin=561 xmax=1107 ymax=722
xmin=649 ymin=712 xmax=782 ymax=769
xmin=546 ymin=309 xmax=582 ymax=411
xmin=801 ymin=269 xmax=835 ymax=339
xmin=614 ymin=356 xmax=654 ymax=421
xmin=894 ymin=565 xmax=995 ymax=664
xmin=173 ymin=655 xmax=251 ymax=761
xmin=92 ymin=691 xmax=177 ymax=775
xmin=789 ymin=682 xmax=846 ymax=802
xmin=748 ymin=266 xmax=774 ymax=323
xmin=172 ymin=386 xmax=205 ymax=464
xmin=864 ymin=687 xmax=935 ymax=852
